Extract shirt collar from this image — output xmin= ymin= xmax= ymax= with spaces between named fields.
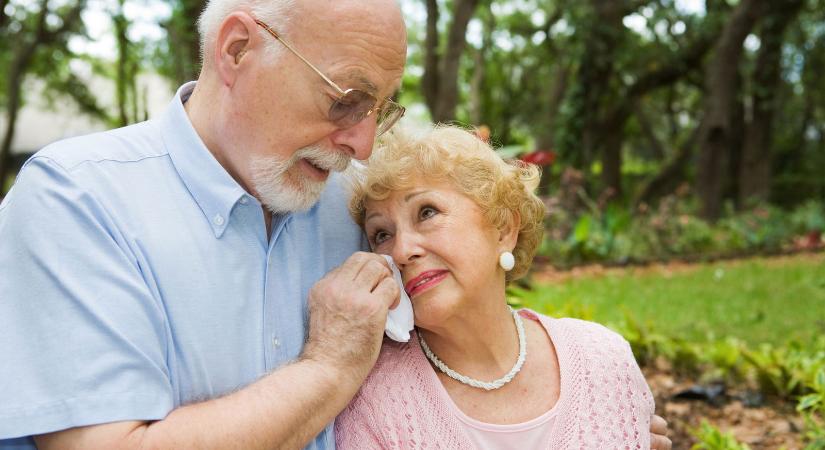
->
xmin=158 ymin=82 xmax=248 ymax=238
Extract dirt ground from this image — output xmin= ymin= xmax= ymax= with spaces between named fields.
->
xmin=531 ymin=251 xmax=824 ymax=286
xmin=645 ymin=362 xmax=806 ymax=449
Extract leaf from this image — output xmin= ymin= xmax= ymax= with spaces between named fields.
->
xmin=797 ymin=394 xmax=821 ymax=412
xmin=573 ymin=214 xmax=592 ymax=244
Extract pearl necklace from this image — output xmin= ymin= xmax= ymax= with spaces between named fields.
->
xmin=418 ymin=307 xmax=527 ymax=391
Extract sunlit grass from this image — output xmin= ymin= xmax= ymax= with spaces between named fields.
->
xmin=519 ymin=253 xmax=825 ymax=345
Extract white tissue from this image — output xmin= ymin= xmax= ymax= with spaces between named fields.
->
xmin=381 ymin=254 xmax=414 ymax=342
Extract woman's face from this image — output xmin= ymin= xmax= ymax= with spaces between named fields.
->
xmin=363 ymin=178 xmax=507 ymax=329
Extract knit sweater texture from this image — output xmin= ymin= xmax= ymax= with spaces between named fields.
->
xmin=335 ymin=309 xmax=654 ymax=449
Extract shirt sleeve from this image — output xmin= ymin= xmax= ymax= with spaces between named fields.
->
xmin=0 ymin=156 xmax=174 ymax=440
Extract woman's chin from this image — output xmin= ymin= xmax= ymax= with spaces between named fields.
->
xmin=411 ymin=302 xmax=455 ymax=333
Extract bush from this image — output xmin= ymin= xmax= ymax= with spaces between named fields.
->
xmin=690 ymin=420 xmax=752 ymax=450
xmin=797 ymin=367 xmax=825 ymax=449
xmin=537 ymin=192 xmax=824 ymax=267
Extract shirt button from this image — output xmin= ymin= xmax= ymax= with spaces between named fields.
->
xmin=240 ymin=197 xmax=248 ymax=205
xmin=272 ymin=337 xmax=281 ymax=348
xmin=213 ymin=214 xmax=225 ymax=226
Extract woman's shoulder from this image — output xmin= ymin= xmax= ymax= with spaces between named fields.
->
xmin=523 ymin=310 xmax=655 ymax=447
xmin=522 ymin=309 xmax=629 ymax=349
xmin=523 ymin=309 xmax=642 ymax=377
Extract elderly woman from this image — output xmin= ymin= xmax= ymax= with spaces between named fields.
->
xmin=336 ymin=125 xmax=665 ymax=449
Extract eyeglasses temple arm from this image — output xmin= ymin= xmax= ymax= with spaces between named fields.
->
xmin=254 ymin=20 xmax=346 ymax=96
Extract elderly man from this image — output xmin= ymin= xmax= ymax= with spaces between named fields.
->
xmin=0 ymin=0 xmax=671 ymax=448
xmin=1 ymin=0 xmax=405 ymax=448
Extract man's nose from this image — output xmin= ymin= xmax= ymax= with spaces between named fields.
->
xmin=329 ymin=116 xmax=378 ymax=161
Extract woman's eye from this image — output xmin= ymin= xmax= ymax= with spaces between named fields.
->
xmin=373 ymin=230 xmax=390 ymax=245
xmin=419 ymin=206 xmax=438 ymax=220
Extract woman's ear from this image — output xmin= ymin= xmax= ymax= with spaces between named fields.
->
xmin=498 ymin=212 xmax=521 ymax=252
xmin=214 ymin=12 xmax=258 ymax=87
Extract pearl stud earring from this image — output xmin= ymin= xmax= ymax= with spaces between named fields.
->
xmin=499 ymin=251 xmax=515 ymax=271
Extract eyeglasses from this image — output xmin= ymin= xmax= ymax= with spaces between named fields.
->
xmin=254 ymin=19 xmax=405 ymax=137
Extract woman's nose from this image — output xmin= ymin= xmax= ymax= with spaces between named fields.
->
xmin=391 ymin=229 xmax=423 ymax=267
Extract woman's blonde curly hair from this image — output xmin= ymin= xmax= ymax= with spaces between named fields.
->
xmin=348 ymin=124 xmax=546 ymax=282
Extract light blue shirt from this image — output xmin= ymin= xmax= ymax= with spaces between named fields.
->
xmin=0 ymin=82 xmax=365 ymax=449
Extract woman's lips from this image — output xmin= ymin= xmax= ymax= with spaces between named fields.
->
xmin=404 ymin=270 xmax=449 ymax=298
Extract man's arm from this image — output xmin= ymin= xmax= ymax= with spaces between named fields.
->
xmin=34 ymin=252 xmax=399 ymax=450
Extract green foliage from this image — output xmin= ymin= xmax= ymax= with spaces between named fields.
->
xmin=739 ymin=339 xmax=825 ymax=398
xmin=789 ymin=200 xmax=825 ymax=235
xmin=540 ymin=193 xmax=825 ymax=267
xmin=690 ymin=420 xmax=752 ymax=450
xmin=797 ymin=367 xmax=825 ymax=448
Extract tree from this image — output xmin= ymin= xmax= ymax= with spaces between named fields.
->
xmin=695 ymin=0 xmax=767 ymax=220
xmin=0 ymin=0 xmax=89 ymax=189
xmin=156 ymin=0 xmax=206 ymax=85
xmin=739 ymin=0 xmax=805 ymax=204
xmin=422 ymin=0 xmax=483 ymax=123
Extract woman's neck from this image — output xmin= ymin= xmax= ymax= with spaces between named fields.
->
xmin=418 ymin=302 xmax=521 ymax=381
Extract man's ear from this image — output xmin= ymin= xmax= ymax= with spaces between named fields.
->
xmin=214 ymin=12 xmax=258 ymax=87
xmin=498 ymin=212 xmax=521 ymax=252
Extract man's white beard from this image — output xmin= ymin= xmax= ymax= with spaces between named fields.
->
xmin=250 ymin=145 xmax=351 ymax=214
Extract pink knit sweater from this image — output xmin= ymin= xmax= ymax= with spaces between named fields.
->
xmin=335 ymin=309 xmax=654 ymax=449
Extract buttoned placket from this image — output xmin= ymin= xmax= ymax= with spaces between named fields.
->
xmin=261 ymin=212 xmax=293 ymax=370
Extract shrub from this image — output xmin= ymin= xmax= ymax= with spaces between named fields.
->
xmin=690 ymin=420 xmax=752 ymax=450
xmin=536 ymin=193 xmax=824 ymax=267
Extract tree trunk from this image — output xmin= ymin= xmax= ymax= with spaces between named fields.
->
xmin=0 ymin=4 xmax=49 ymax=190
xmin=163 ymin=0 xmax=207 ymax=84
xmin=114 ymin=4 xmax=130 ymax=127
xmin=0 ymin=67 xmax=27 ymax=191
xmin=739 ymin=0 xmax=804 ymax=204
xmin=422 ymin=0 xmax=481 ymax=123
xmin=634 ymin=126 xmax=701 ymax=206
xmin=578 ymin=0 xmax=625 ymax=172
xmin=469 ymin=48 xmax=484 ymax=126
xmin=634 ymin=102 xmax=667 ymax=161
xmin=183 ymin=0 xmax=205 ymax=79
xmin=0 ymin=0 xmax=9 ymax=31
xmin=421 ymin=0 xmax=440 ymax=117
xmin=536 ymin=64 xmax=570 ymax=150
xmin=600 ymin=113 xmax=626 ymax=198
xmin=696 ymin=0 xmax=766 ymax=221
xmin=726 ymin=81 xmax=745 ymax=206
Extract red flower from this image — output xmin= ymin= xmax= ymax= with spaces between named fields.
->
xmin=520 ymin=150 xmax=556 ymax=167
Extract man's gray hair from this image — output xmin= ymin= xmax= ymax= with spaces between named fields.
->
xmin=197 ymin=0 xmax=295 ymax=63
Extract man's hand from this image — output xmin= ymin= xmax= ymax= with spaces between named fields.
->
xmin=303 ymin=252 xmax=400 ymax=380
xmin=651 ymin=414 xmax=672 ymax=449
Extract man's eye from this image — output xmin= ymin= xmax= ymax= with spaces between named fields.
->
xmin=419 ymin=206 xmax=438 ymax=220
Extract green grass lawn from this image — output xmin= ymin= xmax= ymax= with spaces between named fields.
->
xmin=517 ymin=253 xmax=825 ymax=346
